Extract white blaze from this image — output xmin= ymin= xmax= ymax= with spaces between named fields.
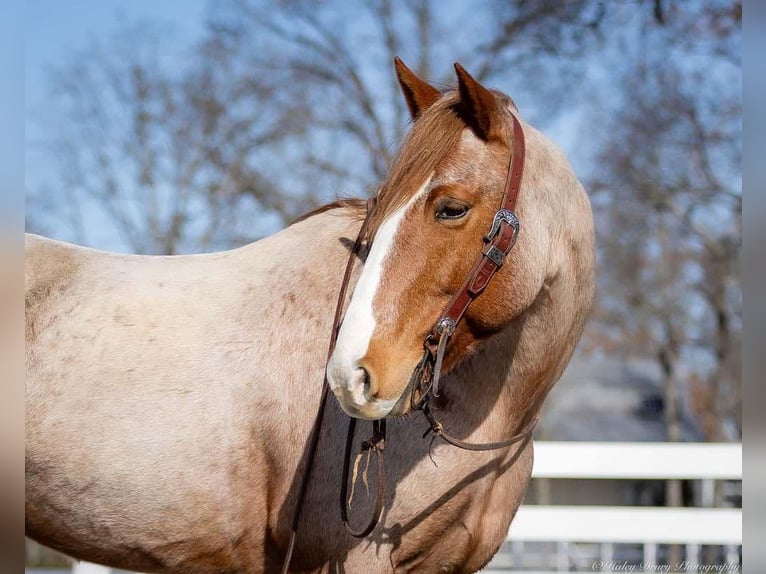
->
xmin=328 ymin=177 xmax=431 ymax=398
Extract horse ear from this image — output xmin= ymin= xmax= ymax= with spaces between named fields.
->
xmin=394 ymin=57 xmax=441 ymax=120
xmin=454 ymin=62 xmax=499 ymax=141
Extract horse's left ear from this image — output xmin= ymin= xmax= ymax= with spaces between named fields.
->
xmin=394 ymin=57 xmax=441 ymax=120
xmin=454 ymin=62 xmax=500 ymax=141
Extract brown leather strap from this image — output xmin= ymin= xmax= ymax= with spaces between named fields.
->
xmin=411 ymin=111 xmax=536 ymax=452
xmin=339 ymin=418 xmax=387 ymax=537
xmin=423 ymin=403 xmax=537 ymax=452
xmin=413 ymin=113 xmax=524 ymax=402
xmin=433 ymin=112 xmax=525 ymax=334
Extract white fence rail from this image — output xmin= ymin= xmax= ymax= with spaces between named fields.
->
xmin=491 ymin=441 xmax=742 ymax=572
xmin=529 ymin=441 xmax=741 ymax=480
xmin=41 ymin=442 xmax=741 ymax=574
xmin=510 ymin=505 xmax=741 ymax=544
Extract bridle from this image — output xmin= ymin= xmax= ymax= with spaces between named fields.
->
xmin=407 ymin=110 xmax=537 ymax=449
xmin=280 ymin=111 xmax=537 ymax=573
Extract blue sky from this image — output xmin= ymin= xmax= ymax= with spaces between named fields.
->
xmin=1 ymin=2 xmax=23 ymax=227
xmin=26 ymin=0 xmax=208 ymax=250
xmin=26 ymin=0 xmax=206 ymax=88
xmin=25 ymin=0 xmax=208 ymax=130
xmin=24 ymin=0 xmax=591 ymax=252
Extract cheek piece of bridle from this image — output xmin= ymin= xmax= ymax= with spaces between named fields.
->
xmin=281 ymin=111 xmax=538 ymax=573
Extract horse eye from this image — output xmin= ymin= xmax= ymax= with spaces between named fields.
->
xmin=435 ymin=201 xmax=470 ymax=221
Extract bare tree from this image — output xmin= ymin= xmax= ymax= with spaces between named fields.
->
xmin=586 ymin=0 xmax=741 ymax=440
xmin=29 ymin=20 xmax=309 ymax=254
xmin=203 ymin=0 xmax=603 ymax=201
xmin=27 ymin=1 xmax=740 ymax=444
xmin=30 ymin=1 xmax=609 ymax=252
xmin=583 ymin=5 xmax=740 ymax=562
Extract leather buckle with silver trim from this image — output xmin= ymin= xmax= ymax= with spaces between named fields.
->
xmin=484 ymin=209 xmax=520 ymax=243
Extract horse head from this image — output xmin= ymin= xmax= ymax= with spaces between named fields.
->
xmin=328 ymin=59 xmax=572 ymax=419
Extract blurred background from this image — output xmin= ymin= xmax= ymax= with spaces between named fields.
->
xmin=25 ymin=0 xmax=741 ymax=572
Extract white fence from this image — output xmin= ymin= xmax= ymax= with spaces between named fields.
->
xmin=50 ymin=442 xmax=742 ymax=574
xmin=490 ymin=441 xmax=742 ymax=572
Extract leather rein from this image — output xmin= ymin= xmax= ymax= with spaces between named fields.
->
xmin=281 ymin=111 xmax=537 ymax=573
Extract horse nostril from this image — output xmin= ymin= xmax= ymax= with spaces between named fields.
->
xmin=359 ymin=366 xmax=378 ymax=398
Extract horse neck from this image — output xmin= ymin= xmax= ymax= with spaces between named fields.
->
xmin=437 ymin=258 xmax=582 ymax=442
xmin=239 ymin=208 xmax=364 ymax=405
xmin=450 ymin=124 xmax=595 ymax=437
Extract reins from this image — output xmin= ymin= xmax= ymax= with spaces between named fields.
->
xmin=339 ymin=417 xmax=387 ymax=537
xmin=280 ymin=197 xmax=379 ymax=574
xmin=280 ymin=111 xmax=536 ymax=573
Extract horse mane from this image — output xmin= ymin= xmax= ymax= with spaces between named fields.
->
xmin=290 ymin=198 xmax=368 ymax=225
xmin=290 ymin=92 xmax=465 ymax=232
xmin=369 ymin=93 xmax=463 ymax=230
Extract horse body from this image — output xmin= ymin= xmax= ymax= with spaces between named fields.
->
xmin=26 ymin=61 xmax=595 ymax=573
xmin=25 ymin=211 xmax=531 ymax=573
xmin=25 ymin=214 xmax=350 ymax=571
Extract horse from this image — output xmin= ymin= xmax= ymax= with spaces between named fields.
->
xmin=25 ymin=59 xmax=595 ymax=573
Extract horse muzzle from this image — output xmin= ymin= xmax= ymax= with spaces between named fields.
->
xmin=327 ymin=359 xmax=403 ymax=420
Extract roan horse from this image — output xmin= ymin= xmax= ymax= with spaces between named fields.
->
xmin=26 ymin=60 xmax=595 ymax=573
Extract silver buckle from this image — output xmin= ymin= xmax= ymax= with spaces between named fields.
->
xmin=484 ymin=245 xmax=505 ymax=266
xmin=436 ymin=318 xmax=456 ymax=336
xmin=484 ymin=209 xmax=520 ymax=243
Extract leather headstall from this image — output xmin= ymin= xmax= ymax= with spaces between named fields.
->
xmin=408 ymin=111 xmax=536 ymax=449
